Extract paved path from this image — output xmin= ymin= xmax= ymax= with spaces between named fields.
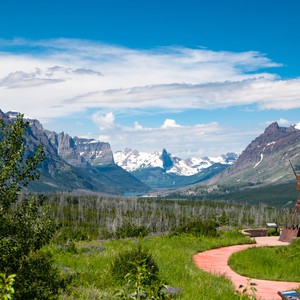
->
xmin=193 ymin=236 xmax=300 ymax=300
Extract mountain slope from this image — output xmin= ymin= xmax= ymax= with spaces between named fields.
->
xmin=203 ymin=122 xmax=300 ymax=188
xmin=1 ymin=111 xmax=150 ymax=194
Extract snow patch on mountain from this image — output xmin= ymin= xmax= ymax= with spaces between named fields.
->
xmin=114 ymin=148 xmax=238 ymax=176
xmin=114 ymin=148 xmax=163 ymax=172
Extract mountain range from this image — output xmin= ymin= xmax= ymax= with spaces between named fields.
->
xmin=186 ymin=122 xmax=300 ymax=196
xmin=0 ymin=110 xmax=149 ymax=195
xmin=114 ymin=148 xmax=237 ymax=188
xmin=3 ymin=110 xmax=300 ymax=197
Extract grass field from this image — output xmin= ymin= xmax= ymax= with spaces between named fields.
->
xmin=39 ymin=193 xmax=300 ymax=299
xmin=47 ymin=230 xmax=254 ymax=299
xmin=228 ymin=238 xmax=300 ymax=282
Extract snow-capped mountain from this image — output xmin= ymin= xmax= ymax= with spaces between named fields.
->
xmin=114 ymin=148 xmax=238 ymax=177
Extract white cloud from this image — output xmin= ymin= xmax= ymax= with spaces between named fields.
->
xmin=91 ymin=117 xmax=255 ymax=157
xmin=1 ymin=38 xmax=299 ymax=157
xmin=161 ymin=119 xmax=181 ymax=129
xmin=133 ymin=121 xmax=143 ymax=130
xmin=277 ymin=118 xmax=290 ymax=126
xmin=92 ymin=111 xmax=115 ymax=130
xmin=265 ymin=118 xmax=292 ymax=126
xmin=0 ymin=38 xmax=294 ymax=121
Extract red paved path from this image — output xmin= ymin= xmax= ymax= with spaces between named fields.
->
xmin=193 ymin=236 xmax=300 ymax=300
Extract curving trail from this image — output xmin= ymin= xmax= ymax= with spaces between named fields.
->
xmin=193 ymin=236 xmax=300 ymax=300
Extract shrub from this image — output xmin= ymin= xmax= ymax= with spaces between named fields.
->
xmin=111 ymin=245 xmax=159 ymax=285
xmin=170 ymin=219 xmax=219 ymax=237
xmin=114 ymin=260 xmax=171 ymax=299
xmin=268 ymin=228 xmax=280 ymax=236
xmin=13 ymin=250 xmax=70 ymax=300
xmin=54 ymin=228 xmax=91 ymax=243
xmin=112 ymin=245 xmax=173 ymax=299
xmin=115 ymin=223 xmax=149 ymax=239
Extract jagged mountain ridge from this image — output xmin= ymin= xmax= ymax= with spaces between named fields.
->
xmin=203 ymin=122 xmax=300 ymax=188
xmin=1 ymin=111 xmax=150 ymax=194
xmin=114 ymin=148 xmax=238 ymax=188
xmin=114 ymin=148 xmax=237 ymax=176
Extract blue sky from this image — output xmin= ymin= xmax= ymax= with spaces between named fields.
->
xmin=1 ymin=0 xmax=300 ymax=157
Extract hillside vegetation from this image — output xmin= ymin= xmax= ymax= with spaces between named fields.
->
xmin=43 ymin=192 xmax=291 ymax=240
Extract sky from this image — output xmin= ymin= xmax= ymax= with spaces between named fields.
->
xmin=1 ymin=0 xmax=300 ymax=158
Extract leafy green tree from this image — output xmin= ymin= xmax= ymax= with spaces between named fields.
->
xmin=0 ymin=113 xmax=65 ymax=299
xmin=0 ymin=114 xmax=44 ymax=213
xmin=0 ymin=273 xmax=16 ymax=300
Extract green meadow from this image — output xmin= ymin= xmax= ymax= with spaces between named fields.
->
xmin=34 ymin=192 xmax=296 ymax=299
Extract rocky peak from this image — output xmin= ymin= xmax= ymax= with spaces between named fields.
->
xmin=161 ymin=148 xmax=173 ymax=170
xmin=206 ymin=122 xmax=300 ymax=187
xmin=263 ymin=122 xmax=298 ymax=138
xmin=264 ymin=122 xmax=280 ymax=134
xmin=74 ymin=137 xmax=114 ymax=166
xmin=55 ymin=132 xmax=88 ymax=167
xmin=57 ymin=132 xmax=75 ymax=153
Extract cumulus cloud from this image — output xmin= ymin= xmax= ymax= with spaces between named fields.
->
xmin=92 ymin=111 xmax=115 ymax=130
xmin=161 ymin=119 xmax=181 ymax=129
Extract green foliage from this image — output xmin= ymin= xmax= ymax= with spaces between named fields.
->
xmin=44 ymin=192 xmax=289 ymax=239
xmin=219 ymin=210 xmax=229 ymax=226
xmin=170 ymin=219 xmax=219 ymax=237
xmin=54 ymin=228 xmax=91 ymax=243
xmin=111 ymin=245 xmax=160 ymax=286
xmin=235 ymin=279 xmax=257 ymax=300
xmin=0 ymin=273 xmax=16 ymax=300
xmin=0 ymin=195 xmax=57 ymax=272
xmin=116 ymin=223 xmax=150 ymax=239
xmin=0 ymin=114 xmax=44 ymax=213
xmin=114 ymin=259 xmax=172 ymax=299
xmin=64 ymin=241 xmax=78 ymax=254
xmin=267 ymin=228 xmax=280 ymax=236
xmin=0 ymin=114 xmax=65 ymax=299
xmin=13 ymin=250 xmax=70 ymax=300
xmin=197 ymin=182 xmax=299 ymax=207
xmin=289 ymin=236 xmax=300 ymax=251
xmin=51 ymin=232 xmax=251 ymax=299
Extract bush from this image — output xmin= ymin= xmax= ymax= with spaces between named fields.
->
xmin=170 ymin=219 xmax=219 ymax=237
xmin=13 ymin=250 xmax=70 ymax=300
xmin=112 ymin=245 xmax=172 ymax=299
xmin=54 ymin=228 xmax=91 ymax=243
xmin=115 ymin=223 xmax=149 ymax=239
xmin=114 ymin=260 xmax=171 ymax=299
xmin=268 ymin=228 xmax=280 ymax=236
xmin=111 ymin=245 xmax=159 ymax=285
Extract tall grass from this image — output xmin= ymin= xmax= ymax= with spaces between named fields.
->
xmin=35 ymin=191 xmax=296 ymax=299
xmin=48 ymin=231 xmax=253 ymax=299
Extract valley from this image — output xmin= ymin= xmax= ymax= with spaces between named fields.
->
xmin=2 ymin=111 xmax=300 ymax=299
